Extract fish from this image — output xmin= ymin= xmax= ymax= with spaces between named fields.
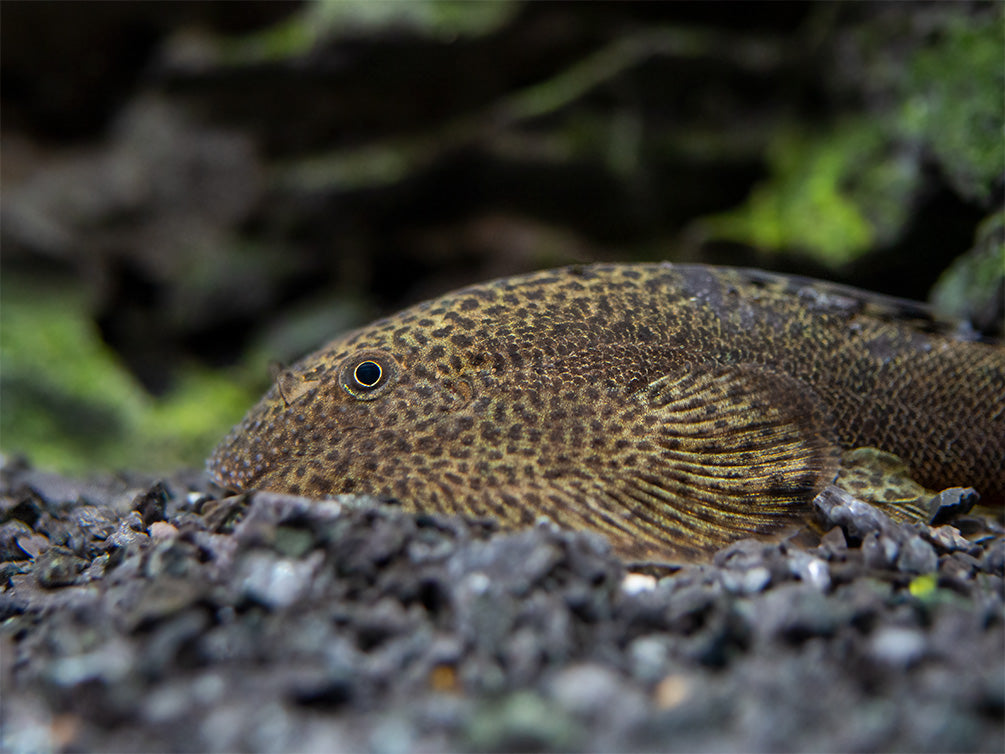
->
xmin=208 ymin=263 xmax=1005 ymax=560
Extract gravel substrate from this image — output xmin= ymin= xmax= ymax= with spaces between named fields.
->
xmin=2 ymin=457 xmax=1002 ymax=753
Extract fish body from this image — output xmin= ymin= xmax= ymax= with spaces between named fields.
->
xmin=209 ymin=263 xmax=1004 ymax=559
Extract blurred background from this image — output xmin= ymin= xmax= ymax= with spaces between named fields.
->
xmin=1 ymin=0 xmax=1002 ymax=474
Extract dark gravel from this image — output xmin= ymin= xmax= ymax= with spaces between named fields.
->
xmin=2 ymin=457 xmax=1002 ymax=753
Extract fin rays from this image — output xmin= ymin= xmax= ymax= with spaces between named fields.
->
xmin=596 ymin=363 xmax=842 ymax=554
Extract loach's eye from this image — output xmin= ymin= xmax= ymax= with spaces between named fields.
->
xmin=339 ymin=350 xmax=399 ymax=400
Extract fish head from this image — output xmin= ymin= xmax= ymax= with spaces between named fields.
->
xmin=206 ymin=285 xmax=542 ymax=503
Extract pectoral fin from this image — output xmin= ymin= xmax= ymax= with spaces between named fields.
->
xmin=835 ymin=447 xmax=934 ymax=523
xmin=584 ymin=365 xmax=841 ymax=560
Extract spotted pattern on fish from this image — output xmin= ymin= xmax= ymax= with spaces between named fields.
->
xmin=208 ymin=263 xmax=1005 ymax=560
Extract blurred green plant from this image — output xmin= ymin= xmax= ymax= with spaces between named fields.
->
xmin=220 ymin=0 xmax=518 ymax=63
xmin=698 ymin=122 xmax=916 ymax=266
xmin=0 ymin=276 xmax=260 ymax=474
xmin=902 ymin=16 xmax=1005 ymax=205
xmin=698 ymin=10 xmax=1003 ymax=268
xmin=930 ymin=210 xmax=1005 ymax=334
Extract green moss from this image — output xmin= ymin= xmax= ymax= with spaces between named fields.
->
xmin=0 ymin=280 xmax=144 ymax=470
xmin=700 ymin=121 xmax=916 ymax=266
xmin=698 ymin=9 xmax=1003 ymax=267
xmin=137 ymin=367 xmax=259 ymax=471
xmin=901 ymin=15 xmax=1005 ymax=204
xmin=0 ymin=276 xmax=257 ymax=474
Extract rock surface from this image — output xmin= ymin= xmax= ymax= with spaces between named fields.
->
xmin=1 ymin=457 xmax=1002 ymax=753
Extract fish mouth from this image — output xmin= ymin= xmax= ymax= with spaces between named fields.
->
xmin=205 ymin=420 xmax=274 ymax=494
xmin=205 ymin=444 xmax=258 ymax=494
xmin=206 ymin=413 xmax=370 ymax=494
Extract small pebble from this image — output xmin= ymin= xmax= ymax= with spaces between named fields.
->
xmin=240 ymin=551 xmax=322 ymax=609
xmin=820 ymin=527 xmax=848 ymax=556
xmin=148 ymin=522 xmax=178 ymax=539
xmin=654 ymin=674 xmax=692 ymax=709
xmin=897 ymin=536 xmax=939 ymax=575
xmin=927 ymin=487 xmax=979 ymax=525
xmin=862 ymin=532 xmax=899 ymax=570
xmin=621 ymin=572 xmax=657 ymax=594
xmin=813 ymin=487 xmax=895 ymax=544
xmin=628 ymin=636 xmax=671 ymax=683
xmin=924 ymin=525 xmax=975 ymax=553
xmin=868 ymin=626 xmax=927 ymax=668
xmin=788 ymin=551 xmax=831 ymax=591
xmin=34 ymin=547 xmax=88 ymax=588
xmin=132 ymin=482 xmax=170 ymax=527
xmin=0 ymin=521 xmax=36 ymax=561
xmin=720 ymin=566 xmax=771 ymax=595
xmin=547 ymin=663 xmax=624 ymax=717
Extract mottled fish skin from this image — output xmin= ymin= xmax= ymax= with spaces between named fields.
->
xmin=208 ymin=263 xmax=1005 ymax=560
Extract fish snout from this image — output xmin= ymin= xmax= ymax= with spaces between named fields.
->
xmin=206 ymin=411 xmax=288 ymax=493
xmin=206 ymin=432 xmax=264 ymax=493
